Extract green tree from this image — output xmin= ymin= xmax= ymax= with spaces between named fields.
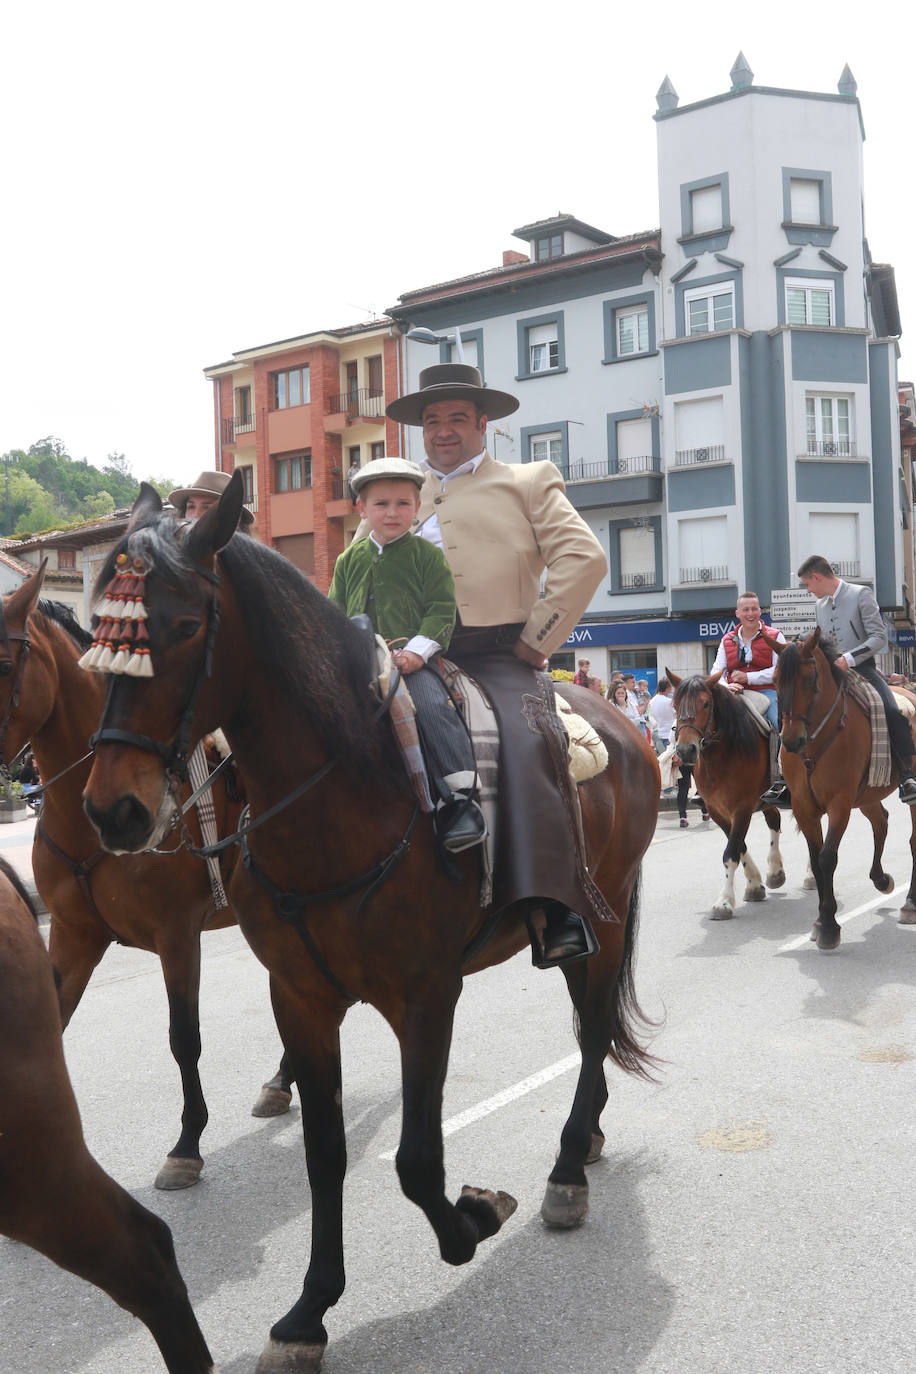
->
xmin=83 ymin=490 xmax=115 ymax=519
xmin=10 ymin=470 xmax=58 ymax=535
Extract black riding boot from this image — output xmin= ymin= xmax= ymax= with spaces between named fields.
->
xmin=886 ymin=709 xmax=916 ymax=804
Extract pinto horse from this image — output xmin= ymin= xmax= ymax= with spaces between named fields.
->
xmin=773 ymin=629 xmax=916 ymax=950
xmin=668 ymin=670 xmax=790 ymax=920
xmin=0 ymin=855 xmax=215 ymax=1373
xmin=81 ymin=479 xmax=660 ymax=1374
xmin=0 ymin=566 xmax=291 ymax=1191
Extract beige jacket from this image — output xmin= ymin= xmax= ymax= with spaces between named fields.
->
xmin=355 ymin=454 xmax=605 ymax=659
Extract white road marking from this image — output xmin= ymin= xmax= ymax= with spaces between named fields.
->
xmin=779 ymin=884 xmax=908 ymax=952
xmin=377 ymin=1051 xmax=581 ymax=1160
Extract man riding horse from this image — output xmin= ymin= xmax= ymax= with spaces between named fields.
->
xmin=382 ymin=362 xmax=608 ymax=964
xmin=710 ymin=590 xmax=787 ymax=805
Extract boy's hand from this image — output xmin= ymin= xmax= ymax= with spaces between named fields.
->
xmin=394 ymin=649 xmax=425 ymax=674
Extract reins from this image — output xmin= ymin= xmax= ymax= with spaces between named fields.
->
xmin=780 ymin=653 xmax=849 ymax=800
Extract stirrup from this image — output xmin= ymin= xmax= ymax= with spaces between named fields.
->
xmin=524 ymin=910 xmax=598 ymax=969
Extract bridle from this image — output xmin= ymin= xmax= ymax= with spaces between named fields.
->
xmin=779 ymin=652 xmax=845 ymax=744
xmin=0 ymin=598 xmax=31 ymax=775
xmin=89 ymin=564 xmax=221 ymax=784
xmin=674 ymin=686 xmax=719 ymax=752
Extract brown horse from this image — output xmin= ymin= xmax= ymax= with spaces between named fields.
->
xmin=0 ymin=854 xmax=215 ymax=1372
xmin=0 ymin=566 xmax=291 ymax=1191
xmin=773 ymin=629 xmax=916 ymax=950
xmin=81 ymin=479 xmax=660 ymax=1374
xmin=668 ymin=670 xmax=790 ymax=919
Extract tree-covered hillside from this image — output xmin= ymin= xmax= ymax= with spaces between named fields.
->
xmin=0 ymin=438 xmax=178 ymax=538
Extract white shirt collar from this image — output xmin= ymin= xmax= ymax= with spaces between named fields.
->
xmin=369 ymin=529 xmax=411 ymax=553
xmin=421 ymin=450 xmax=487 ymax=485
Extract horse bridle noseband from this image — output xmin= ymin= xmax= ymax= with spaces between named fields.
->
xmin=89 ymin=564 xmax=221 ymax=784
xmin=675 ymin=692 xmax=718 ymax=752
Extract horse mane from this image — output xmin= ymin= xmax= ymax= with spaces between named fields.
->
xmin=97 ymin=515 xmax=402 ymax=782
xmin=34 ymin=599 xmax=94 ymax=652
xmin=673 ymin=675 xmax=762 ymax=757
xmin=777 ymin=635 xmax=846 ymax=699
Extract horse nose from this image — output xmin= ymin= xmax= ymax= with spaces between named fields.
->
xmin=676 ymin=741 xmax=698 ymax=765
xmin=84 ymin=793 xmax=154 ymax=853
xmin=781 ymin=733 xmax=806 ymax=756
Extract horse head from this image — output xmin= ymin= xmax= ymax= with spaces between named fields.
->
xmin=667 ymin=667 xmax=723 ymax=765
xmin=772 ymin=627 xmax=822 ymax=753
xmin=0 ymin=560 xmax=48 ymax=765
xmin=82 ymin=479 xmax=241 ymax=853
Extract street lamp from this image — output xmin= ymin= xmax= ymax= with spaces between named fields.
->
xmin=406 ymin=326 xmax=466 ymax=362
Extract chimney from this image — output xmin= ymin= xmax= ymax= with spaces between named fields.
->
xmin=502 ymin=250 xmax=528 ymax=266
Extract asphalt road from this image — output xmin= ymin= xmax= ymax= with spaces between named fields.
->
xmin=2 ymin=803 xmax=916 ymax=1374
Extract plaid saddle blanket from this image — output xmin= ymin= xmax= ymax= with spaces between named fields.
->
xmin=845 ymin=677 xmax=893 ymax=789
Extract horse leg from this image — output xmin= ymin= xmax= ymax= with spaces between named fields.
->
xmin=762 ymin=806 xmax=786 ymax=889
xmin=252 ymin=1046 xmax=295 ymax=1118
xmin=394 ymin=988 xmax=517 ymax=1260
xmin=899 ymin=808 xmax=916 ymax=924
xmin=810 ymin=807 xmax=851 ymax=951
xmin=861 ymin=800 xmax=894 ymax=895
xmin=739 ymin=846 xmax=766 ymax=904
xmin=711 ymin=812 xmax=753 ymax=920
xmin=255 ymin=989 xmax=348 ymax=1374
xmin=154 ymin=939 xmax=208 ymax=1191
xmin=47 ymin=915 xmax=111 ymax=1028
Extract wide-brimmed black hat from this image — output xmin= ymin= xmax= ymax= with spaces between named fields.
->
xmin=386 ymin=363 xmax=519 ymax=426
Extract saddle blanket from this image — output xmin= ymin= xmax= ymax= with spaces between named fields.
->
xmin=846 ymin=678 xmax=893 ymax=789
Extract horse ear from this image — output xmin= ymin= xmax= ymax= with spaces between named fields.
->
xmin=127 ymin=482 xmax=163 ymax=533
xmin=706 ymin=669 xmax=724 ymax=686
xmin=185 ymin=471 xmax=243 ymax=561
xmin=771 ymin=637 xmax=787 ymax=657
xmin=4 ymin=558 xmax=47 ymax=628
xmin=799 ymin=624 xmax=821 ymax=653
xmin=666 ymin=668 xmax=681 ymax=687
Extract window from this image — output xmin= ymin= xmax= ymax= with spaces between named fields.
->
xmin=530 ymin=431 xmax=563 ymax=466
xmin=789 ymin=178 xmax=822 ymax=225
xmin=367 ymin=355 xmax=383 ymax=398
xmin=616 ymin=306 xmax=649 ymax=357
xmin=370 ymin=442 xmax=385 ymax=461
xmin=690 ymin=184 xmax=722 ymax=234
xmin=270 ymin=366 xmax=310 ymax=409
xmin=619 ymin=525 xmax=657 ymax=587
xmin=448 ymin=336 xmax=479 ymax=368
xmin=678 ymin=514 xmax=729 ymax=584
xmin=786 ymin=279 xmax=833 ymax=326
xmin=674 ymin=396 xmax=726 ymax=465
xmin=615 ymin=417 xmax=653 ymax=473
xmin=806 ymin=396 xmax=853 ymax=456
xmin=529 ymin=323 xmax=559 ymax=372
xmin=274 ymin=449 xmax=311 ymax=492
xmin=236 ymin=465 xmax=254 ymax=502
xmin=348 ymin=445 xmax=361 ymax=468
xmin=235 ymin=386 xmax=253 ymax=431
xmin=808 ymin=512 xmax=860 ymax=578
xmin=684 ymin=284 xmax=734 ymax=335
xmin=58 ymin=549 xmax=76 ymax=570
xmin=536 ymin=234 xmax=563 ymax=261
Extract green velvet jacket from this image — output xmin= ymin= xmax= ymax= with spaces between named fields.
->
xmin=327 ymin=532 xmax=457 ymax=650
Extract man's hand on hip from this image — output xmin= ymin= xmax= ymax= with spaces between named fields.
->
xmin=514 ymin=639 xmax=548 ymax=669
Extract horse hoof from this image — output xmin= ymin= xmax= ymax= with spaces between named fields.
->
xmin=540 ymin=1181 xmax=589 ymax=1229
xmin=744 ymin=885 xmax=766 ymax=903
xmin=154 ymin=1156 xmax=203 ymax=1190
xmin=255 ymin=1339 xmax=325 ymax=1373
xmin=898 ymin=904 xmax=916 ymax=925
xmin=585 ymin=1131 xmax=605 ymax=1164
xmin=766 ymin=870 xmax=786 ymax=889
xmin=816 ymin=930 xmax=841 ymax=952
xmin=879 ymin=874 xmax=895 ymax=895
xmin=803 ymin=875 xmax=818 ymax=891
xmin=809 ymin=924 xmax=819 ymax=942
xmin=252 ymin=1085 xmax=293 ymax=1118
xmin=457 ymin=1185 xmax=518 ymax=1239
xmin=710 ymin=906 xmax=734 ymax=921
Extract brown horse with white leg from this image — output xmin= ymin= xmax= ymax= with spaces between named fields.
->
xmin=668 ymin=669 xmax=790 ymax=920
xmin=0 ymin=566 xmax=291 ymax=1192
xmin=81 ymin=478 xmax=660 ymax=1374
xmin=773 ymin=629 xmax=916 ymax=950
xmin=0 ymin=855 xmax=215 ymax=1373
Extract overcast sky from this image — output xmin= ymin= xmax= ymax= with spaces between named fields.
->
xmin=5 ymin=1 xmax=915 ymax=487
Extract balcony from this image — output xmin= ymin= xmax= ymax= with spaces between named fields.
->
xmin=221 ymin=416 xmax=256 ymax=445
xmin=324 ymin=389 xmax=385 ymax=431
xmin=553 ymin=455 xmax=663 ymax=510
xmin=832 ymin=559 xmax=861 ymax=578
xmin=804 ymin=440 xmax=858 ymax=458
xmin=673 ymin=444 xmax=727 ymax=468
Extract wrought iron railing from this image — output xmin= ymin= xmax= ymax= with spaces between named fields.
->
xmin=221 ymin=416 xmax=256 ymax=444
xmin=831 ymin=559 xmax=861 ymax=578
xmin=806 ymin=439 xmax=856 ymax=457
xmin=552 ymin=455 xmax=660 ymax=482
xmin=619 ymin=570 xmax=658 ymax=589
xmin=673 ymin=444 xmax=726 ymax=467
xmin=679 ymin=564 xmax=730 ymax=584
xmin=326 ymin=388 xmax=385 ymax=419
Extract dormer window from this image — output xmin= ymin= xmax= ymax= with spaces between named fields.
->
xmin=535 ymin=234 xmax=564 ymax=262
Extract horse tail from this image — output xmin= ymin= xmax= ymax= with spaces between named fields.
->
xmin=588 ymin=865 xmax=664 ymax=1081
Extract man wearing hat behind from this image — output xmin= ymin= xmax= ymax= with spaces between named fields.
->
xmin=376 ymin=362 xmax=608 ymax=964
xmin=169 ymin=471 xmax=255 ymax=528
xmin=329 ymin=456 xmax=486 ymax=853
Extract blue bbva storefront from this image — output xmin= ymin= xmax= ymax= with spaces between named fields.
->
xmin=557 ymin=616 xmax=771 ymax=694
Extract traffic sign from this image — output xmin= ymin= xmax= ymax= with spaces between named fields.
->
xmin=772 ymin=621 xmax=817 ymax=638
xmin=769 ymin=587 xmax=815 ymax=610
